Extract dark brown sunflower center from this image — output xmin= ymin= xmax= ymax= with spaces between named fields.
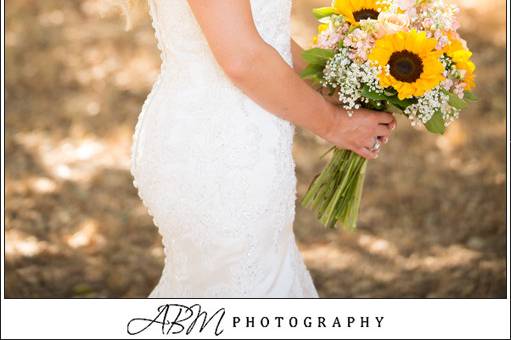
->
xmin=353 ymin=8 xmax=380 ymax=22
xmin=388 ymin=50 xmax=424 ymax=83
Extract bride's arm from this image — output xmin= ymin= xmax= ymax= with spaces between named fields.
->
xmin=291 ymin=39 xmax=308 ymax=75
xmin=188 ymin=0 xmax=395 ymax=159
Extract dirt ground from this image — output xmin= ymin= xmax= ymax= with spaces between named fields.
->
xmin=5 ymin=0 xmax=507 ymax=298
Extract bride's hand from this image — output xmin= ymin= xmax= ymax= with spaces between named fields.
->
xmin=320 ymin=88 xmax=342 ymax=106
xmin=323 ymin=106 xmax=396 ymax=160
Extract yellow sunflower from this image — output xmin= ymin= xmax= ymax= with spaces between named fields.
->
xmin=443 ymin=34 xmax=476 ymax=90
xmin=332 ymin=0 xmax=389 ymax=25
xmin=368 ymin=30 xmax=445 ymax=100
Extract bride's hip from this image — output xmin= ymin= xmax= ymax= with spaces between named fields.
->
xmin=131 ymin=99 xmax=294 ymax=169
xmin=131 ymin=111 xmax=297 ymax=210
xmin=131 ymin=142 xmax=297 ymax=232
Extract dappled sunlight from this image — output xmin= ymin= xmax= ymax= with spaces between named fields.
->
xmin=6 ymin=229 xmax=55 ymax=259
xmin=357 ymin=234 xmax=399 ymax=258
xmin=435 ymin=122 xmax=467 ymax=154
xmin=66 ymin=219 xmax=105 ymax=249
xmin=300 ymin=235 xmax=482 ymax=274
xmin=14 ymin=131 xmax=130 ymax=182
xmin=416 ymin=245 xmax=481 ymax=272
xmin=298 ymin=235 xmax=493 ymax=297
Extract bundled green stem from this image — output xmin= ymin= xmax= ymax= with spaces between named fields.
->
xmin=301 ymin=148 xmax=367 ymax=229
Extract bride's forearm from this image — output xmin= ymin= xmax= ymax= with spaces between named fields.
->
xmin=224 ymin=42 xmax=336 ymax=139
xmin=291 ymin=39 xmax=308 ymax=75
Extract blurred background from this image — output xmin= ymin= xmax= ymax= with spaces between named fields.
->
xmin=5 ymin=0 xmax=507 ymax=298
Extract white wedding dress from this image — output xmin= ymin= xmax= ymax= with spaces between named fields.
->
xmin=130 ymin=0 xmax=318 ymax=298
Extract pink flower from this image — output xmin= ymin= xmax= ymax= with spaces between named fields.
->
xmin=451 ymin=20 xmax=460 ymax=31
xmin=343 ymin=29 xmax=375 ymax=62
xmin=396 ymin=0 xmax=417 ymax=19
xmin=422 ymin=18 xmax=434 ymax=30
xmin=313 ymin=22 xmax=348 ymax=49
xmin=441 ymin=78 xmax=454 ymax=91
xmin=375 ymin=12 xmax=411 ymax=38
xmin=433 ymin=30 xmax=450 ymax=50
xmin=396 ymin=0 xmax=416 ymax=11
xmin=453 ymin=83 xmax=465 ymax=98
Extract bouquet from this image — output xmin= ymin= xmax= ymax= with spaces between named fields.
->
xmin=301 ymin=0 xmax=476 ymax=229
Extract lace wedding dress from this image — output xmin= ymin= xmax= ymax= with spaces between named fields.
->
xmin=131 ymin=0 xmax=318 ymax=298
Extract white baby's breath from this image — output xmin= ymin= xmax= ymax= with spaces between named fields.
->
xmin=404 ymin=86 xmax=453 ymax=125
xmin=322 ymin=48 xmax=384 ymax=115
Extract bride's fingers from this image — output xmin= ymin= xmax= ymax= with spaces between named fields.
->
xmin=376 ymin=125 xmax=391 ymax=137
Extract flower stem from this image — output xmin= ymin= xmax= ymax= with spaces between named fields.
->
xmin=302 ymin=148 xmax=367 ymax=229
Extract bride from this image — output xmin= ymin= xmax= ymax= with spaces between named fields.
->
xmin=125 ymin=0 xmax=396 ymax=298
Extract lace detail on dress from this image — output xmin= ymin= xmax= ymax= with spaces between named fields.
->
xmin=131 ymin=0 xmax=318 ymax=298
xmin=131 ymin=0 xmax=164 ymax=178
xmin=130 ymin=0 xmax=169 ymax=275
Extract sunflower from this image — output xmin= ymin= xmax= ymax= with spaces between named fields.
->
xmin=368 ymin=30 xmax=445 ymax=100
xmin=443 ymin=35 xmax=476 ymax=90
xmin=332 ymin=0 xmax=389 ymax=25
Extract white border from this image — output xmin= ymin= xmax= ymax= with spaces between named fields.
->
xmin=1 ymin=299 xmax=510 ymax=339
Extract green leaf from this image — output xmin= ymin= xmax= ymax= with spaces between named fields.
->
xmin=366 ymin=99 xmax=385 ymax=111
xmin=312 ymin=7 xmax=335 ymax=19
xmin=362 ymin=85 xmax=416 ymax=111
xmin=387 ymin=95 xmax=416 ymax=110
xmin=447 ymin=91 xmax=468 ymax=110
xmin=300 ymin=63 xmax=324 ymax=80
xmin=318 ymin=17 xmax=332 ymax=24
xmin=425 ymin=111 xmax=446 ymax=134
xmin=301 ymin=48 xmax=335 ymax=66
xmin=384 ymin=88 xmax=397 ymax=97
xmin=361 ymin=85 xmax=387 ymax=101
xmin=463 ymin=91 xmax=478 ymax=101
xmin=385 ymin=102 xmax=404 ymax=115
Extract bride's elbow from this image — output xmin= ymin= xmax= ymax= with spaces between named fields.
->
xmin=219 ymin=47 xmax=264 ymax=83
xmin=220 ymin=57 xmax=255 ymax=83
